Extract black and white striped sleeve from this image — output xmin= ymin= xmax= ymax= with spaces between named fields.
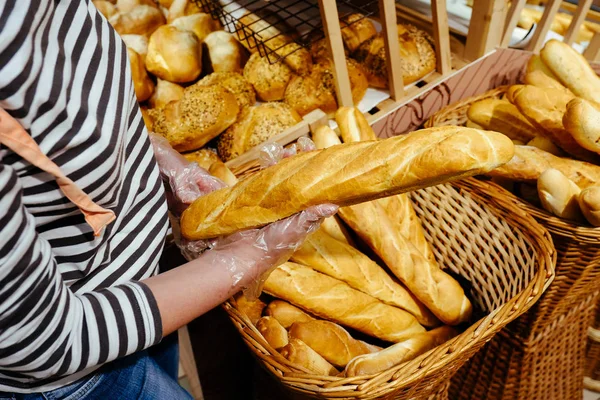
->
xmin=0 ymin=160 xmax=162 ymax=382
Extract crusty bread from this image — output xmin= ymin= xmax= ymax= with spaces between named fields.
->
xmin=94 ymin=1 xmax=118 ymax=19
xmin=488 ymin=145 xmax=600 ymax=189
xmin=526 ymin=54 xmax=560 ymax=81
xmin=466 ymin=119 xmax=483 ymax=129
xmin=194 ymin=71 xmax=255 ymax=111
xmin=291 ymin=229 xmax=439 ymax=327
xmin=263 ymin=262 xmax=425 ymax=343
xmin=149 ymin=84 xmax=239 ymax=152
xmin=319 ymin=216 xmax=355 ymax=247
xmin=467 ymin=98 xmax=538 ymax=143
xmin=264 ymin=300 xmax=314 ymax=328
xmin=208 ymin=161 xmax=238 ymax=186
xmin=537 ymin=168 xmax=583 ymax=221
xmin=353 ymin=24 xmax=436 ymax=87
xmin=526 ymin=136 xmax=563 ymax=156
xmin=117 ymin=0 xmax=158 ymax=13
xmin=341 ymin=13 xmax=377 ymax=53
xmin=563 ymin=98 xmax=600 ymax=154
xmin=181 ymin=127 xmax=514 ymax=239
xmin=149 ymin=79 xmax=185 ymax=109
xmin=524 ymin=70 xmax=573 ymax=96
xmin=121 ymin=34 xmax=149 ymax=57
xmin=335 ymin=107 xmax=376 ymax=143
xmin=167 ymin=0 xmax=207 ymax=23
xmin=204 ymin=31 xmax=244 ymax=73
xmin=343 ymin=326 xmax=458 ymax=377
xmin=217 ymin=102 xmax=301 ymax=161
xmin=182 ymin=148 xmax=221 ymax=170
xmin=171 ymin=13 xmax=215 ymax=43
xmin=234 ymin=292 xmax=266 ymax=326
xmin=243 ymin=53 xmax=294 ymax=102
xmin=509 ymin=85 xmax=600 ymax=163
xmin=579 ymin=186 xmax=600 ymax=226
xmin=109 ymin=5 xmax=165 ymax=36
xmin=146 ymin=25 xmax=202 ymax=83
xmin=280 ymin=339 xmax=339 ymax=376
xmin=284 ymin=58 xmax=368 ymax=116
xmin=256 ymin=317 xmax=289 ymax=350
xmin=288 ymin=320 xmax=379 ymax=367
xmin=126 ymin=47 xmax=154 ymax=102
xmin=540 ymin=39 xmax=600 ymax=105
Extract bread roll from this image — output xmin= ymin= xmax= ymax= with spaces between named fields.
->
xmin=256 ymin=317 xmax=289 ymax=350
xmin=466 ymin=119 xmax=483 ymax=129
xmin=208 ymin=161 xmax=238 ymax=186
xmin=280 ymin=339 xmax=339 ymax=376
xmin=171 ymin=13 xmax=215 ymax=43
xmin=181 ymin=127 xmax=514 ymax=239
xmin=264 ymin=300 xmax=314 ymax=328
xmin=526 ymin=54 xmax=560 ymax=81
xmin=167 ymin=0 xmax=206 ymax=23
xmin=466 ymin=98 xmax=537 ymax=143
xmin=488 ymin=145 xmax=600 ymax=189
xmin=341 ymin=14 xmax=377 ymax=53
xmin=182 ymin=148 xmax=221 ymax=170
xmin=353 ymin=24 xmax=436 ymax=87
xmin=524 ymin=70 xmax=572 ymax=96
xmin=127 ymin=48 xmax=154 ymax=102
xmin=194 ymin=72 xmax=255 ymax=111
xmin=335 ymin=107 xmax=377 ymax=143
xmin=509 ymin=85 xmax=599 ymax=163
xmin=527 ymin=136 xmax=563 ymax=156
xmin=319 ymin=216 xmax=355 ymax=247
xmin=563 ymin=98 xmax=600 ymax=154
xmin=117 ymin=0 xmax=158 ymax=13
xmin=94 ymin=1 xmax=118 ymax=19
xmin=288 ymin=320 xmax=379 ymax=367
xmin=146 ymin=25 xmax=202 ymax=83
xmin=264 ymin=262 xmax=425 ymax=343
xmin=537 ymin=168 xmax=583 ymax=220
xmin=579 ymin=186 xmax=600 ymax=226
xmin=291 ymin=229 xmax=439 ymax=327
xmin=234 ymin=292 xmax=266 ymax=325
xmin=540 ymin=39 xmax=600 ymax=105
xmin=243 ymin=53 xmax=293 ymax=102
xmin=149 ymin=79 xmax=185 ymax=109
xmin=343 ymin=326 xmax=458 ymax=377
xmin=121 ymin=34 xmax=149 ymax=57
xmin=149 ymin=84 xmax=239 ymax=152
xmin=204 ymin=31 xmax=244 ymax=73
xmin=109 ymin=5 xmax=165 ymax=36
xmin=284 ymin=58 xmax=368 ymax=116
xmin=217 ymin=102 xmax=301 ymax=161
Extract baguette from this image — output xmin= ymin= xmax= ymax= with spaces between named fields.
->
xmin=466 ymin=98 xmax=537 ymax=143
xmin=526 ymin=136 xmax=563 ymax=156
xmin=579 ymin=186 xmax=600 ymax=226
xmin=526 ymin=54 xmax=560 ymax=81
xmin=292 ymin=229 xmax=439 ymax=327
xmin=563 ymin=98 xmax=600 ymax=154
xmin=234 ymin=292 xmax=266 ymax=325
xmin=288 ymin=320 xmax=380 ymax=367
xmin=343 ymin=326 xmax=458 ymax=377
xmin=256 ymin=316 xmax=289 ymax=350
xmin=319 ymin=216 xmax=356 ymax=247
xmin=180 ymin=127 xmax=514 ymax=240
xmin=537 ymin=168 xmax=583 ymax=221
xmin=488 ymin=145 xmax=600 ymax=189
xmin=208 ymin=161 xmax=238 ymax=187
xmin=264 ymin=300 xmax=314 ymax=328
xmin=280 ymin=339 xmax=339 ymax=376
xmin=540 ymin=39 xmax=600 ymax=105
xmin=524 ymin=70 xmax=572 ymax=96
xmin=263 ymin=262 xmax=425 ymax=343
xmin=335 ymin=107 xmax=377 ymax=143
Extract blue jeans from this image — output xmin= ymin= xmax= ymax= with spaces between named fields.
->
xmin=0 ymin=334 xmax=193 ymax=400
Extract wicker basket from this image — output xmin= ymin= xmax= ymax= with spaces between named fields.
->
xmin=223 ymin=178 xmax=555 ymax=399
xmin=585 ymin=303 xmax=600 ymax=392
xmin=426 ymin=86 xmax=600 ymax=400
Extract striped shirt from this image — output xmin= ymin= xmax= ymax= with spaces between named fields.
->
xmin=0 ymin=0 xmax=169 ymax=392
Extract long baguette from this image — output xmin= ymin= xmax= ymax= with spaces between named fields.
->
xmin=291 ymin=229 xmax=439 ymax=327
xmin=181 ymin=127 xmax=514 ymax=240
xmin=263 ymin=262 xmax=426 ymax=343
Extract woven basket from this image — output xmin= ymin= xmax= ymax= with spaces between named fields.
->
xmin=585 ymin=302 xmax=600 ymax=392
xmin=222 ymin=177 xmax=555 ymax=399
xmin=426 ymin=86 xmax=600 ymax=400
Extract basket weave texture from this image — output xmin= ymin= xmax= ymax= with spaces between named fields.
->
xmin=426 ymin=86 xmax=600 ymax=400
xmin=223 ymin=178 xmax=554 ymax=399
xmin=585 ymin=303 xmax=600 ymax=392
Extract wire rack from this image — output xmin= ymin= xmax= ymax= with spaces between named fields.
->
xmin=194 ymin=0 xmax=379 ymax=65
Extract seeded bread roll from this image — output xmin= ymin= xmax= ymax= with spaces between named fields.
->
xmin=146 ymin=25 xmax=202 ymax=83
xmin=194 ymin=71 xmax=256 ymax=111
xmin=149 ymin=79 xmax=185 ymax=109
xmin=243 ymin=53 xmax=294 ymax=102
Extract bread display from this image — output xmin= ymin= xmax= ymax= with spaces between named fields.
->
xmin=264 ymin=300 xmax=314 ymax=328
xmin=579 ymin=186 xmax=600 ymax=226
xmin=127 ymin=47 xmax=154 ymax=102
xmin=234 ymin=293 xmax=266 ymax=325
xmin=467 ymin=98 xmax=537 ymax=143
xmin=217 ymin=102 xmax=301 ymax=161
xmin=263 ymin=262 xmax=425 ymax=343
xmin=109 ymin=5 xmax=165 ymax=36
xmin=537 ymin=168 xmax=583 ymax=221
xmin=181 ymin=127 xmax=514 ymax=240
xmin=208 ymin=161 xmax=238 ymax=186
xmin=256 ymin=317 xmax=289 ymax=350
xmin=319 ymin=216 xmax=355 ymax=247
xmin=340 ymin=13 xmax=377 ymax=53
xmin=146 ymin=25 xmax=202 ymax=83
xmin=194 ymin=72 xmax=255 ymax=111
xmin=204 ymin=31 xmax=245 ymax=73
xmin=280 ymin=339 xmax=339 ymax=376
xmin=243 ymin=53 xmax=293 ymax=102
xmin=526 ymin=136 xmax=563 ymax=156
xmin=563 ymin=98 xmax=600 ymax=154
xmin=148 ymin=79 xmax=184 ymax=109
xmin=353 ymin=24 xmax=436 ymax=87
xmin=524 ymin=70 xmax=573 ymax=96
xmin=182 ymin=148 xmax=221 ymax=170
xmin=526 ymin=54 xmax=559 ymax=81
xmin=171 ymin=13 xmax=215 ymax=43
xmin=149 ymin=84 xmax=239 ymax=152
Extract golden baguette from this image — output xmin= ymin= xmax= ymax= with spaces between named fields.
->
xmin=488 ymin=145 xmax=600 ymax=188
xmin=524 ymin=70 xmax=573 ymax=96
xmin=288 ymin=320 xmax=381 ymax=367
xmin=265 ymin=300 xmax=314 ymax=328
xmin=280 ymin=339 xmax=339 ymax=376
xmin=467 ymin=98 xmax=537 ymax=143
xmin=263 ymin=262 xmax=426 ymax=343
xmin=526 ymin=136 xmax=563 ymax=156
xmin=540 ymin=39 xmax=600 ymax=105
xmin=256 ymin=316 xmax=289 ymax=350
xmin=343 ymin=326 xmax=458 ymax=377
xmin=579 ymin=186 xmax=600 ymax=226
xmin=335 ymin=107 xmax=377 ymax=142
xmin=537 ymin=168 xmax=583 ymax=221
xmin=233 ymin=293 xmax=266 ymax=325
xmin=526 ymin=54 xmax=560 ymax=81
xmin=180 ymin=127 xmax=515 ymax=240
xmin=291 ymin=229 xmax=439 ymax=327
xmin=563 ymin=98 xmax=600 ymax=154
xmin=319 ymin=216 xmax=356 ymax=247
